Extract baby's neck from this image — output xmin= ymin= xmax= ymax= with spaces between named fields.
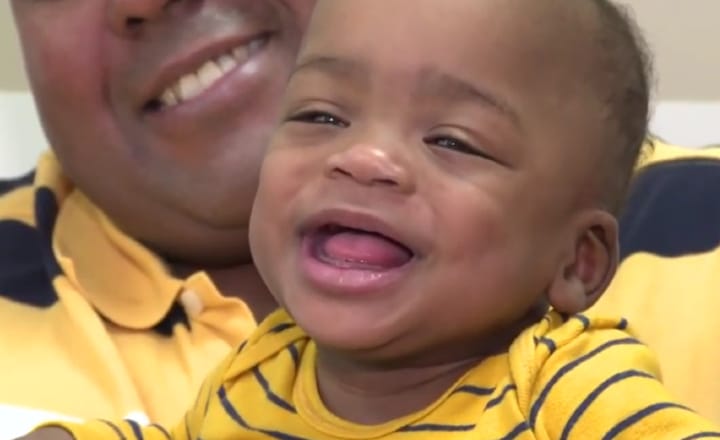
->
xmin=313 ymin=306 xmax=547 ymax=425
xmin=315 ymin=351 xmax=482 ymax=425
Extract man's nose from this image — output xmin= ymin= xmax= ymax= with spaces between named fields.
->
xmin=107 ymin=0 xmax=177 ymax=36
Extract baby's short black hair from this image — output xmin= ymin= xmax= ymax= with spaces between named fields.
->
xmin=589 ymin=0 xmax=653 ymax=214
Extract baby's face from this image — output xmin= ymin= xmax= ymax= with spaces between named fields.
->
xmin=249 ymin=0 xmax=608 ymax=363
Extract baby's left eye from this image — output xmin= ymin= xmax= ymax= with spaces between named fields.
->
xmin=424 ymin=135 xmax=495 ymax=161
xmin=286 ymin=110 xmax=349 ymax=127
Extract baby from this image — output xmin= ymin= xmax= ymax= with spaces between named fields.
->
xmin=26 ymin=0 xmax=720 ymax=439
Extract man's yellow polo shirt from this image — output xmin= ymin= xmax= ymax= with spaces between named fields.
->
xmin=591 ymin=140 xmax=720 ymax=423
xmin=0 ymin=152 xmax=257 ymax=428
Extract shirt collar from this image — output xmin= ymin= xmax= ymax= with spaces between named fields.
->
xmin=37 ymin=151 xmax=217 ymax=329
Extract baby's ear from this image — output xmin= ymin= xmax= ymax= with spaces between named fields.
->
xmin=547 ymin=210 xmax=619 ymax=314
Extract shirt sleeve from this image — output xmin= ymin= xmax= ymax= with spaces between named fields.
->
xmin=528 ymin=327 xmax=720 ymax=439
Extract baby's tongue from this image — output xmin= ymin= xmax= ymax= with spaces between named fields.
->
xmin=319 ymin=229 xmax=412 ymax=269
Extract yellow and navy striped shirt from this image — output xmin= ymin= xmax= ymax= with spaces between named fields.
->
xmin=49 ymin=309 xmax=720 ymax=439
xmin=591 ymin=140 xmax=720 ymax=423
xmin=0 ymin=152 xmax=256 ymax=434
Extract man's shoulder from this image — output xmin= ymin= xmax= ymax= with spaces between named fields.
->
xmin=637 ymin=139 xmax=720 ymax=168
xmin=621 ymin=141 xmax=720 ymax=260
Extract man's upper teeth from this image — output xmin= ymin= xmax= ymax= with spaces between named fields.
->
xmin=157 ymin=42 xmax=256 ymax=107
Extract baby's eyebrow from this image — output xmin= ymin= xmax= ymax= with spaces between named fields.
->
xmin=289 ymin=55 xmax=521 ymax=130
xmin=290 ymin=55 xmax=369 ymax=85
xmin=415 ymin=68 xmax=521 ymax=129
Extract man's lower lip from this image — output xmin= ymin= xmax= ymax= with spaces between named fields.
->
xmin=298 ymin=237 xmax=411 ymax=295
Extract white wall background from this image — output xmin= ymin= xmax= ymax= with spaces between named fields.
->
xmin=650 ymin=102 xmax=719 ymax=147
xmin=0 ymin=92 xmax=47 ymax=178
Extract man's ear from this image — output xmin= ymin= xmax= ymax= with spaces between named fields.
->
xmin=547 ymin=210 xmax=619 ymax=315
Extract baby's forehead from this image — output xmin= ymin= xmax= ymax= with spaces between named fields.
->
xmin=306 ymin=0 xmax=600 ymax=68
xmin=300 ymin=0 xmax=605 ymax=118
xmin=304 ymin=1 xmax=601 ymax=108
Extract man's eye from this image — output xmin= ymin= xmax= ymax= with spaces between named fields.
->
xmin=287 ymin=111 xmax=349 ymax=127
xmin=424 ymin=135 xmax=494 ymax=160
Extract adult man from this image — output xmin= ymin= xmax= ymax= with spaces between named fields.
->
xmin=0 ymin=0 xmax=314 ymax=434
xmin=592 ymin=138 xmax=720 ymax=423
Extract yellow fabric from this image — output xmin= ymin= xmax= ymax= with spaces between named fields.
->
xmin=591 ymin=140 xmax=720 ymax=423
xmin=636 ymin=139 xmax=720 ymax=167
xmin=0 ymin=152 xmax=256 ymax=425
xmin=51 ymin=310 xmax=720 ymax=439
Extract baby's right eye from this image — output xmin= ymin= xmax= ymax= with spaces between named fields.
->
xmin=286 ymin=110 xmax=349 ymax=127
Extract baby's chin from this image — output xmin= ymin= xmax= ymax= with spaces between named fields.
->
xmin=287 ymin=301 xmax=414 ymax=361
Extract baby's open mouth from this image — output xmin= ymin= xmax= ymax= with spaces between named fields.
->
xmin=307 ymin=223 xmax=415 ymax=271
